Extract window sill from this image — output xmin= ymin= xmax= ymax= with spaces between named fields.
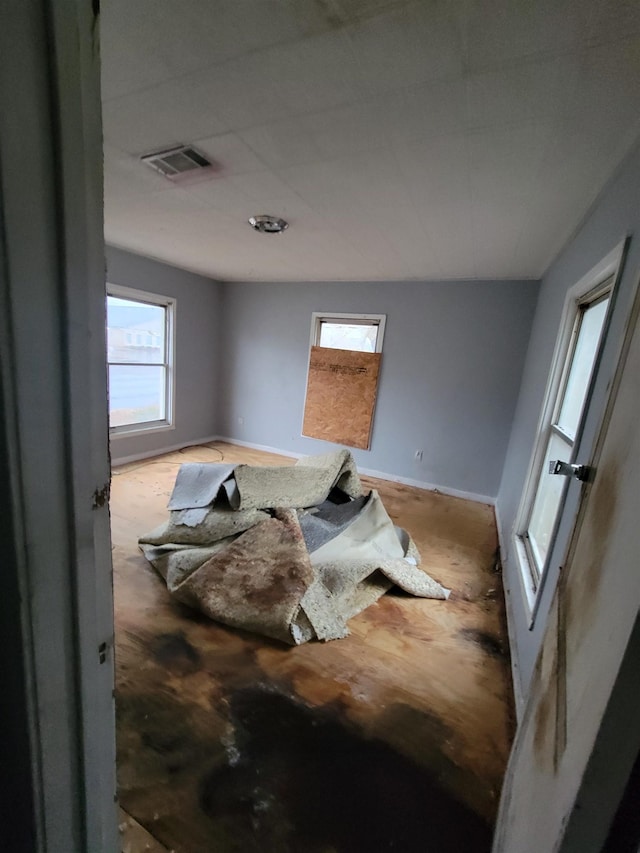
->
xmin=109 ymin=421 xmax=175 ymax=440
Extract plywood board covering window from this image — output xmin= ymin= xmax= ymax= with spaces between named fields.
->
xmin=302 ymin=314 xmax=385 ymax=449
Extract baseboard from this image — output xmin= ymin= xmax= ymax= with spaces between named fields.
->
xmin=215 ymin=436 xmax=494 ymax=505
xmin=214 ymin=435 xmax=305 ymax=460
xmin=495 ymin=501 xmax=525 ymax=722
xmin=358 ymin=465 xmax=494 ymax=506
xmin=113 ymin=433 xmax=497 ymax=507
xmin=110 ymin=434 xmax=220 ymax=467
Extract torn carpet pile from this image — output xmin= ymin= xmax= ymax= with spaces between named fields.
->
xmin=139 ymin=449 xmax=449 ymax=644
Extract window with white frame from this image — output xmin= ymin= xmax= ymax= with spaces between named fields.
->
xmin=311 ymin=313 xmax=386 ymax=353
xmin=106 ymin=285 xmax=175 ymax=435
xmin=303 ymin=312 xmax=386 ymax=449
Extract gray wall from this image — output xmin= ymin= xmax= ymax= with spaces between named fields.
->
xmin=107 ymin=246 xmax=221 ymax=462
xmin=497 ymin=139 xmax=640 ymax=698
xmin=217 ymin=278 xmax=539 ymax=501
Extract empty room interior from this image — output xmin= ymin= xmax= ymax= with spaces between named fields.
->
xmin=2 ymin=2 xmax=640 ymax=853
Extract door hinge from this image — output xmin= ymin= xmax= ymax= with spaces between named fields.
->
xmin=98 ymin=640 xmax=112 ymax=664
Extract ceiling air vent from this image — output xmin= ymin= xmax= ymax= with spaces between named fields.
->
xmin=141 ymin=145 xmax=213 ymax=179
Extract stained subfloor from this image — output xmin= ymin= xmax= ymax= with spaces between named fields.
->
xmin=111 ymin=442 xmax=514 ymax=853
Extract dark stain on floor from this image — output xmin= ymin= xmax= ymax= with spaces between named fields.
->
xmin=150 ymin=631 xmax=202 ymax=675
xmin=459 ymin=627 xmax=506 ymax=659
xmin=370 ymin=701 xmax=498 ymax=806
xmin=199 ymin=686 xmax=492 ymax=853
xmin=118 ymin=691 xmax=217 ymax=764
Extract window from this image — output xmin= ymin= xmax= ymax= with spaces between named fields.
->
xmin=514 ymin=266 xmax=616 ymax=616
xmin=106 ymin=285 xmax=175 ymax=436
xmin=311 ymin=313 xmax=386 ymax=353
xmin=303 ymin=313 xmax=386 ymax=449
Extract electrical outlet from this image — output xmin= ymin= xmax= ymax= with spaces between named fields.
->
xmin=238 ymin=416 xmax=244 ymax=426
xmin=414 ymin=449 xmax=423 ymax=461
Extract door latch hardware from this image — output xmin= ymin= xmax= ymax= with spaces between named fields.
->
xmin=98 ymin=642 xmax=108 ymax=664
xmin=549 ymin=460 xmax=590 ymax=482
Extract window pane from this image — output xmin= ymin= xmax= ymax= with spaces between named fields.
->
xmin=319 ymin=322 xmax=378 ymax=352
xmin=528 ymin=431 xmax=573 ymax=575
xmin=107 ymin=296 xmax=165 ymax=364
xmin=556 ymin=297 xmax=609 ymax=438
xmin=108 ymin=365 xmax=166 ymax=427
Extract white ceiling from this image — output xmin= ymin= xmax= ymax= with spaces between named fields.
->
xmin=101 ymin=0 xmax=640 ymax=282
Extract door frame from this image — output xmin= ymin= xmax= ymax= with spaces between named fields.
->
xmin=0 ymin=1 xmax=117 ymax=850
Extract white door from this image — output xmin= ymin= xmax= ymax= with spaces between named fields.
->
xmin=493 ymin=264 xmax=640 ymax=853
xmin=513 ymin=242 xmax=628 ymax=625
xmin=525 ymin=282 xmax=611 ymax=580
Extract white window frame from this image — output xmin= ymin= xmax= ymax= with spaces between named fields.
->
xmin=512 ymin=242 xmax=626 ymax=623
xmin=310 ymin=312 xmax=386 ymax=353
xmin=107 ymin=283 xmax=176 ymax=438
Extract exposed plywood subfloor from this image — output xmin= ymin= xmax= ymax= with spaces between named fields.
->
xmin=112 ymin=442 xmax=514 ymax=853
xmin=120 ymin=807 xmax=171 ymax=853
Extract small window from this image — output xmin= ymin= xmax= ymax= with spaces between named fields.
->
xmin=303 ymin=312 xmax=385 ymax=449
xmin=106 ymin=285 xmax=175 ymax=436
xmin=311 ymin=313 xmax=386 ymax=353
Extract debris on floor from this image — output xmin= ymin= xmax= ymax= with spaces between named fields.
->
xmin=139 ymin=449 xmax=449 ymax=644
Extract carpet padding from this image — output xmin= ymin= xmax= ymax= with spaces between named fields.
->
xmin=139 ymin=449 xmax=449 ymax=644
